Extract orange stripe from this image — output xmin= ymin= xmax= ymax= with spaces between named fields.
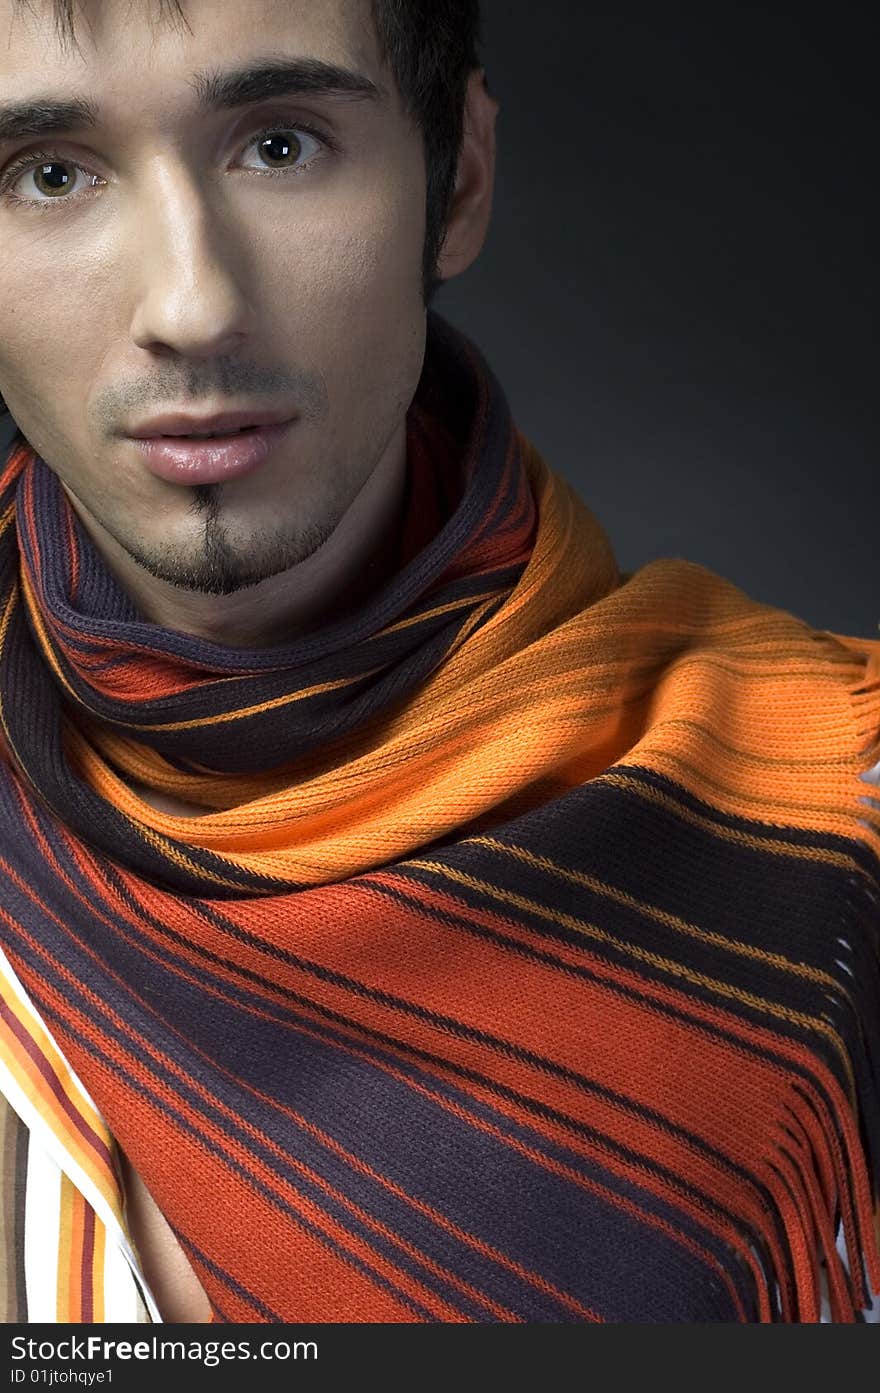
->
xmin=0 ymin=911 xmax=124 ymax=1223
xmin=8 ymin=930 xmax=470 ymax=1321
xmin=3 ymin=874 xmax=774 ymax=1320
xmin=37 ymin=822 xmax=863 ymax=1294
xmin=66 ymin=1184 xmax=86 ymax=1322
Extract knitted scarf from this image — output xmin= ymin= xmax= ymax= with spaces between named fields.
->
xmin=0 ymin=311 xmax=878 ymax=1323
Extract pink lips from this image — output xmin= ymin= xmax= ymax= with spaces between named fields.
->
xmin=130 ymin=419 xmax=294 ymax=485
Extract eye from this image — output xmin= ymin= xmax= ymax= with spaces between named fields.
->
xmin=0 ymin=155 xmax=103 ymax=204
xmin=0 ymin=122 xmax=332 ymax=208
xmin=237 ymin=124 xmax=328 ymax=176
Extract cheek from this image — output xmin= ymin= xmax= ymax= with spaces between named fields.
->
xmin=0 ymin=157 xmax=426 ymax=446
xmin=262 ymin=167 xmax=426 ymax=320
xmin=0 ymin=249 xmax=113 ymax=427
xmin=263 ymin=190 xmax=426 ymax=420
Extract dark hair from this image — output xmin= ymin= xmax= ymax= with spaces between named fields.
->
xmin=0 ymin=0 xmax=483 ymax=419
xmin=370 ymin=1 xmax=483 ymax=302
xmin=20 ymin=0 xmax=481 ymax=298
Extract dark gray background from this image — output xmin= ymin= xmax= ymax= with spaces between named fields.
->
xmin=1 ymin=3 xmax=876 ymax=637
xmin=439 ymin=1 xmax=878 ymax=638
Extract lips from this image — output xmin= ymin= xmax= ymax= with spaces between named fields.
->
xmin=128 ymin=407 xmax=295 ymax=438
xmin=131 ymin=418 xmax=294 ymax=486
xmin=161 ymin=424 xmax=260 ymax=440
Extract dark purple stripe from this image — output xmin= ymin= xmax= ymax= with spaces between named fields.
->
xmin=80 ymin=1199 xmax=95 ymax=1321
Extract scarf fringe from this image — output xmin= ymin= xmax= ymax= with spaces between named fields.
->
xmin=839 ymin=837 xmax=880 ymax=1197
xmin=850 ymin=645 xmax=880 ymax=760
xmin=778 ymin=1105 xmax=854 ymax=1320
xmin=848 ymin=641 xmax=880 ymax=855
xmin=754 ymin=1074 xmax=880 ymax=1321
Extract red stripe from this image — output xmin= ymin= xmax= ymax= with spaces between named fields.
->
xmin=80 ymin=1202 xmax=95 ymax=1323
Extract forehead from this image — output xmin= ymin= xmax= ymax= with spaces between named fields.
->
xmin=0 ymin=0 xmax=384 ymax=101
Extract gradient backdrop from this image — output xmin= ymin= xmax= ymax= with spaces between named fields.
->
xmin=440 ymin=1 xmax=878 ymax=638
xmin=0 ymin=3 xmax=875 ymax=636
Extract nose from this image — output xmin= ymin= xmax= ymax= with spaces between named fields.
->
xmin=127 ymin=162 xmax=255 ymax=360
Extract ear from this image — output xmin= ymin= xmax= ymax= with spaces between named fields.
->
xmin=435 ymin=68 xmax=499 ymax=282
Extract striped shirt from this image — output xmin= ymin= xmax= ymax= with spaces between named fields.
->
xmin=0 ymin=944 xmax=158 ymax=1322
xmin=3 ymin=769 xmax=880 ymax=1325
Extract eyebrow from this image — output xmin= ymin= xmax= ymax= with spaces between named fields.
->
xmin=0 ymin=56 xmax=386 ymax=144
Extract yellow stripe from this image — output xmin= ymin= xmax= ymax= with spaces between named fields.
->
xmin=45 ymin=724 xmax=261 ymax=890
xmin=600 ymin=771 xmax=867 ymax=872
xmin=0 ymin=939 xmax=124 ymax=1223
xmin=379 ymin=586 xmax=507 ymax=638
xmin=136 ymin=593 xmax=509 ymax=732
xmin=19 ymin=566 xmax=78 ymax=697
xmin=92 ymin=1214 xmax=106 ymax=1322
xmin=441 ymin=595 xmax=505 ymax=656
xmin=140 ymin=664 xmax=388 ymax=732
xmin=0 ymin=586 xmax=22 ymax=759
xmin=21 ymin=563 xmax=387 ymax=731
xmin=469 ymin=835 xmax=843 ymax=993
xmin=404 ymin=855 xmax=856 ymax=1095
xmin=126 ymin=817 xmax=264 ymax=890
xmin=19 ymin=568 xmax=505 ymax=736
xmin=0 ymin=581 xmax=18 ymax=649
xmin=0 ymin=1026 xmax=124 ymax=1227
xmin=56 ymin=1172 xmax=74 ymax=1322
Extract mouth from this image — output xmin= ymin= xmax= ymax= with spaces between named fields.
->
xmin=131 ymin=418 xmax=295 ymax=486
xmin=157 ymin=423 xmax=265 ymax=440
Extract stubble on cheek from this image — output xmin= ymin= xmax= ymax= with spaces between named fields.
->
xmin=0 ymin=295 xmax=107 ymax=472
xmin=293 ymin=197 xmax=427 ymax=434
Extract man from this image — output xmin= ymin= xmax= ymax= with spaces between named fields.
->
xmin=0 ymin=0 xmax=877 ymax=1325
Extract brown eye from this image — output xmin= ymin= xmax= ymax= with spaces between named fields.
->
xmin=32 ymin=161 xmax=75 ymax=196
xmin=255 ymin=132 xmax=303 ymax=169
xmin=239 ymin=126 xmax=325 ymax=175
xmin=2 ymin=156 xmax=101 ymax=204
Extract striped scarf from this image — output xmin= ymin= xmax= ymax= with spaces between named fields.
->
xmin=0 ymin=311 xmax=878 ymax=1322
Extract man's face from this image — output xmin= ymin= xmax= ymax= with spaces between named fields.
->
xmin=0 ymin=0 xmax=428 ymax=596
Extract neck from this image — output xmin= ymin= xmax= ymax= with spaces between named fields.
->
xmin=60 ymin=424 xmax=409 ymax=650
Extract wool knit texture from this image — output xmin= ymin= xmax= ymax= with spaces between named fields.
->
xmin=0 ymin=310 xmax=878 ymax=1322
